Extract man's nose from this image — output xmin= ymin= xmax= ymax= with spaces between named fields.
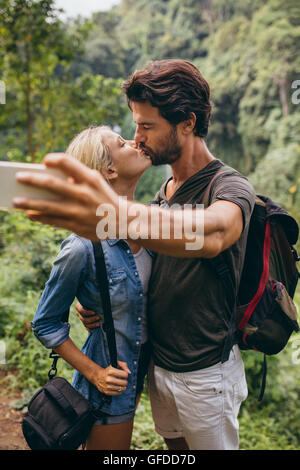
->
xmin=134 ymin=127 xmax=146 ymax=145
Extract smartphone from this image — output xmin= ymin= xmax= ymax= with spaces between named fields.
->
xmin=0 ymin=161 xmax=67 ymax=210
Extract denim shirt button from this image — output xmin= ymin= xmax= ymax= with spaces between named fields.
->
xmin=127 ymin=249 xmax=130 ymax=254
xmin=139 ymin=293 xmax=143 ymax=297
xmin=134 ymin=271 xmax=138 ymax=276
xmin=136 ymin=341 xmax=140 ymax=345
xmin=137 ymin=317 xmax=141 ymax=321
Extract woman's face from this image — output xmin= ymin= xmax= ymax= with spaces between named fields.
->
xmin=104 ymin=131 xmax=152 ymax=182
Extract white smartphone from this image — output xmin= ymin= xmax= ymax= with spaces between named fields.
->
xmin=0 ymin=161 xmax=67 ymax=210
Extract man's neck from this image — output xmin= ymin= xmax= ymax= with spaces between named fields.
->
xmin=166 ymin=138 xmax=215 ymax=200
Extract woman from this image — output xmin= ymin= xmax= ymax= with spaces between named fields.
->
xmin=31 ymin=126 xmax=153 ymax=450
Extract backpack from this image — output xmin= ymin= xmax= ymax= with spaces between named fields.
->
xmin=203 ymin=165 xmax=300 ymax=400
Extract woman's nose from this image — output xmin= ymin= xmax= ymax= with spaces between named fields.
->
xmin=127 ymin=140 xmax=137 ymax=148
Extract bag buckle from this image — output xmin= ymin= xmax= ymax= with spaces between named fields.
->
xmin=48 ymin=351 xmax=60 ymax=380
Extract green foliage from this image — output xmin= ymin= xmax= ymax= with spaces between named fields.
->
xmin=0 ymin=210 xmax=68 ymax=384
xmin=0 ymin=210 xmax=69 ymax=288
xmin=239 ymin=340 xmax=300 ymax=449
xmin=0 ymin=1 xmax=126 ymax=160
xmin=135 ymin=166 xmax=166 ymax=204
xmin=0 ymin=210 xmax=87 ymax=391
xmin=248 ymin=144 xmax=300 ymax=252
xmin=0 ymin=0 xmax=299 ymax=450
xmin=0 ymin=0 xmax=79 ymax=159
xmin=33 ymin=74 xmax=127 ymax=157
xmin=1 ymin=213 xmax=300 ymax=449
xmin=248 ymin=145 xmax=300 ymax=208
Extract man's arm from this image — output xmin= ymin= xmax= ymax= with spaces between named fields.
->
xmin=13 ymin=153 xmax=243 ymax=258
xmin=116 ymin=197 xmax=243 ymax=258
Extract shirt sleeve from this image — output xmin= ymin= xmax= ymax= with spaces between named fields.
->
xmin=210 ymin=171 xmax=256 ymax=233
xmin=31 ymin=235 xmax=88 ymax=349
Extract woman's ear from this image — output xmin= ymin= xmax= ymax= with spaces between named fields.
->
xmin=102 ymin=164 xmax=118 ymax=182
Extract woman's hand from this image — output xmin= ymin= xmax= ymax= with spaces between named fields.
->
xmin=54 ymin=339 xmax=130 ymax=396
xmin=93 ymin=361 xmax=131 ymax=396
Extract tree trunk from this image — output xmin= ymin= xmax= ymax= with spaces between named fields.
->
xmin=25 ymin=43 xmax=35 ymax=161
xmin=273 ymin=74 xmax=289 ymax=116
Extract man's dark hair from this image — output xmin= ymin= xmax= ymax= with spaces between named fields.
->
xmin=122 ymin=59 xmax=212 ymax=139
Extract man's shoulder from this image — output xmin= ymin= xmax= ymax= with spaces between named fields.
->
xmin=210 ymin=164 xmax=256 ymax=233
xmin=215 ymin=164 xmax=256 ymax=195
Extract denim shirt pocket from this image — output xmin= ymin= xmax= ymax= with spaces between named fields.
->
xmin=107 ymin=269 xmax=128 ymax=309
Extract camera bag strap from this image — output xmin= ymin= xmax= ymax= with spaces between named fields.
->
xmin=48 ymin=240 xmax=118 ymax=377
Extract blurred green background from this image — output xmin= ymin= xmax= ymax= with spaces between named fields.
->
xmin=0 ymin=0 xmax=299 ymax=450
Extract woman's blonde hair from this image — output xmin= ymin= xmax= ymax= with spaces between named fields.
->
xmin=66 ymin=126 xmax=113 ymax=175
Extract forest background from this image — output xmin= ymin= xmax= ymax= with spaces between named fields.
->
xmin=0 ymin=0 xmax=300 ymax=450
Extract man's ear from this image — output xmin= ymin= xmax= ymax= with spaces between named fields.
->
xmin=102 ymin=164 xmax=118 ymax=182
xmin=180 ymin=112 xmax=196 ymax=135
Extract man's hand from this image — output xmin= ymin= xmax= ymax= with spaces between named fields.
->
xmin=76 ymin=302 xmax=100 ymax=332
xmin=13 ymin=153 xmax=119 ymax=241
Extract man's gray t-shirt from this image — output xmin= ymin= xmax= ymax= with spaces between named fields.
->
xmin=147 ymin=158 xmax=256 ymax=372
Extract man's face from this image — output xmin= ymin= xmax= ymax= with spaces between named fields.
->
xmin=132 ymin=101 xmax=182 ymax=166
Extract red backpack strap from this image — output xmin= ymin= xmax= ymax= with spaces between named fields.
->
xmin=238 ymin=218 xmax=272 ymax=333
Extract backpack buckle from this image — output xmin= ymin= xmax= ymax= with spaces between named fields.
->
xmin=291 ymin=247 xmax=300 ymax=262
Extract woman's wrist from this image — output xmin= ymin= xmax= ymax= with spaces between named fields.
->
xmin=86 ymin=363 xmax=104 ymax=387
xmin=54 ymin=337 xmax=104 ymax=385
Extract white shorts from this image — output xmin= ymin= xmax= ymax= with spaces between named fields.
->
xmin=148 ymin=345 xmax=248 ymax=450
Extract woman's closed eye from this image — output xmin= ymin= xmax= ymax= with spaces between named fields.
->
xmin=118 ymin=138 xmax=127 ymax=147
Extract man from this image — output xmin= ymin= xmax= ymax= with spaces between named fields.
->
xmin=14 ymin=59 xmax=255 ymax=450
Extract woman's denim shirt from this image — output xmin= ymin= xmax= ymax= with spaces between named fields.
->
xmin=32 ymin=233 xmax=153 ymax=415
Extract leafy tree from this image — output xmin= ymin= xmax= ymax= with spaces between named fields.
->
xmin=237 ymin=0 xmax=300 ymax=166
xmin=135 ymin=166 xmax=166 ymax=203
xmin=248 ymin=143 xmax=300 ymax=252
xmin=74 ymin=10 xmax=126 ymax=79
xmin=195 ymin=0 xmax=300 ymax=177
xmin=0 ymin=0 xmax=300 ymax=450
xmin=33 ymin=74 xmax=127 ymax=157
xmin=0 ymin=0 xmax=91 ymax=160
xmin=0 ymin=1 xmax=127 ymax=161
xmin=0 ymin=0 xmax=71 ymax=158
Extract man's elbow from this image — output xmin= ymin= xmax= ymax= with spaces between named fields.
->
xmin=201 ymin=231 xmax=224 ymax=258
xmin=204 ymin=223 xmax=243 ymax=258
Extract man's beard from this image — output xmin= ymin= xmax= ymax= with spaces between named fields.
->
xmin=140 ymin=126 xmax=182 ymax=167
